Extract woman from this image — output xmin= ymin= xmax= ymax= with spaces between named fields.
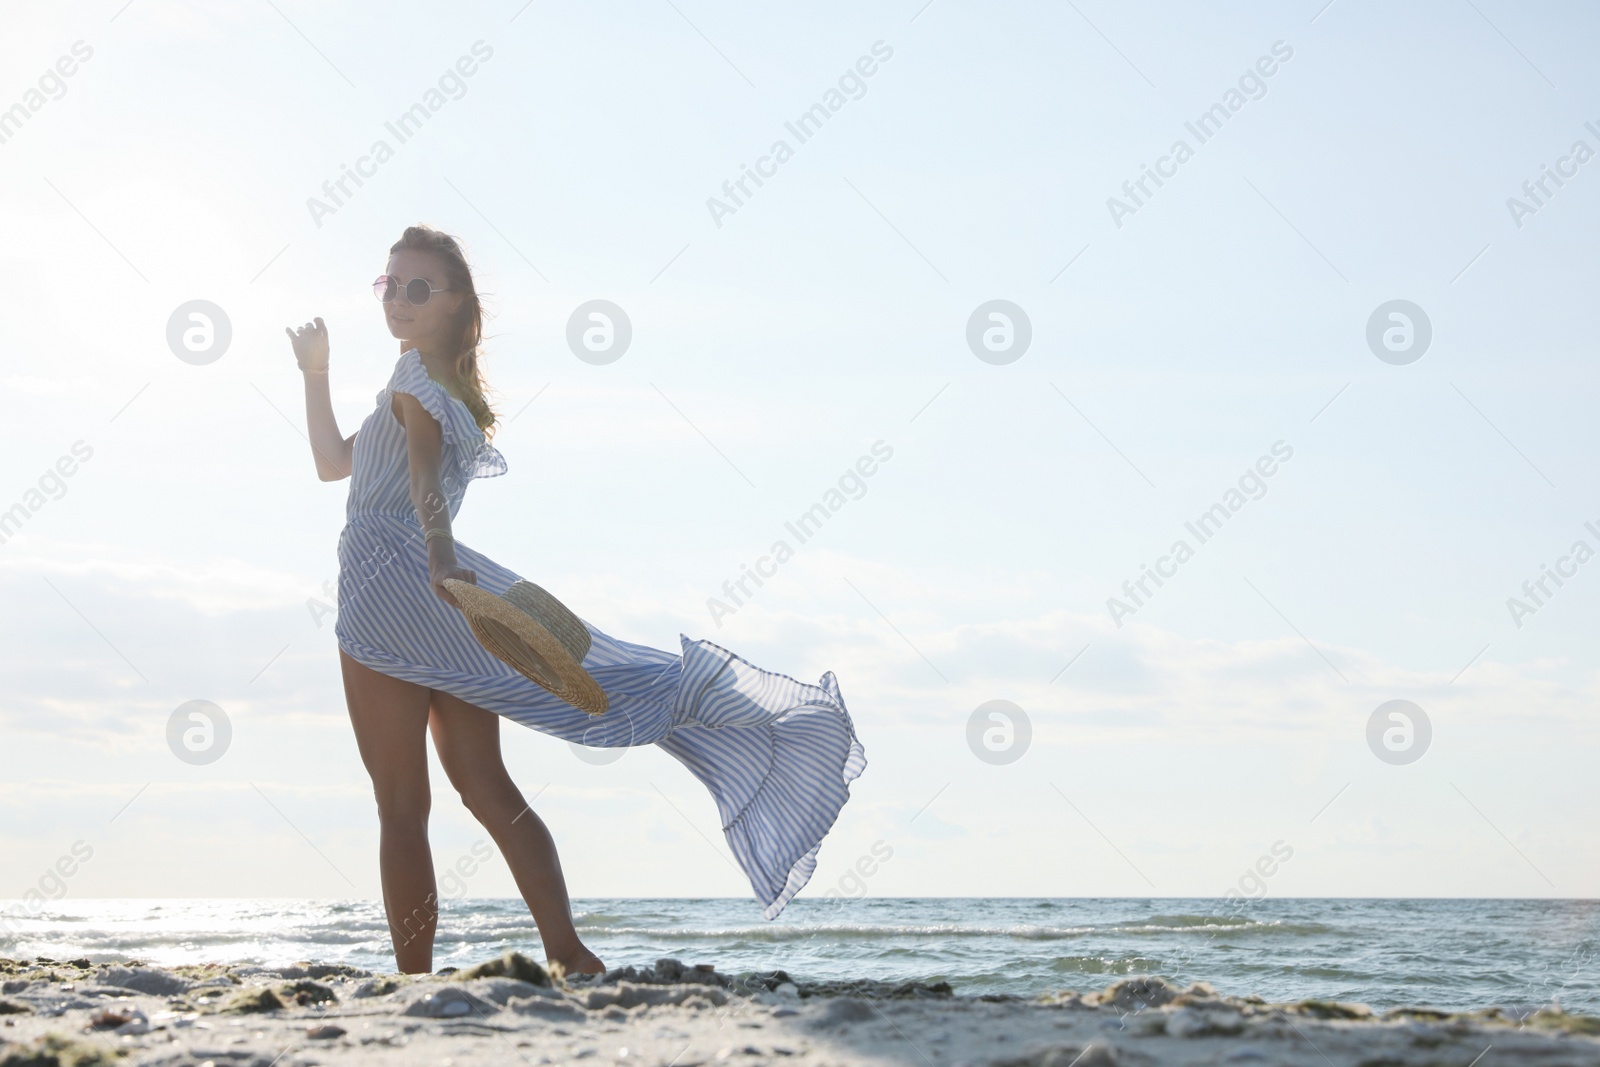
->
xmin=286 ymin=224 xmax=865 ymax=975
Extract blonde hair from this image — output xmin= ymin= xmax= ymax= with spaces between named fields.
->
xmin=389 ymin=224 xmax=497 ymax=438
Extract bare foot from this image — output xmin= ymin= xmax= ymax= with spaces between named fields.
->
xmin=556 ymin=947 xmax=605 ymax=976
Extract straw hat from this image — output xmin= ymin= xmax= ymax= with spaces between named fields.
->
xmin=444 ymin=579 xmax=608 ymax=716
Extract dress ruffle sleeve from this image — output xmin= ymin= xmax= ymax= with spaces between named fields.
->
xmin=380 ymin=350 xmax=507 ymax=482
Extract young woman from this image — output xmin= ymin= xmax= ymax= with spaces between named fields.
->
xmin=286 ymin=225 xmax=865 ymax=975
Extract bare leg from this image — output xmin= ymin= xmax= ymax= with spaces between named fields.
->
xmin=340 ymin=650 xmax=437 ymax=974
xmin=429 ymin=690 xmax=605 ymax=974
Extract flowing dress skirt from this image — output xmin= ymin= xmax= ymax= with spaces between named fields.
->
xmin=336 ymin=513 xmax=867 ymax=919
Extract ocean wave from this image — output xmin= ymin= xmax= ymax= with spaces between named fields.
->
xmin=10 ymin=899 xmax=1598 ymax=1015
xmin=1108 ymin=916 xmax=1335 ymax=937
xmin=569 ymin=917 xmax=1321 ymax=941
xmin=11 ymin=929 xmax=389 ymax=950
xmin=1047 ymin=956 xmax=1165 ymax=975
xmin=1137 ymin=914 xmax=1255 ymax=929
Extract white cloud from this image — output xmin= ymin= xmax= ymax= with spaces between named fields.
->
xmin=1 ymin=376 xmax=102 ymax=396
xmin=0 ymin=538 xmax=314 ymax=615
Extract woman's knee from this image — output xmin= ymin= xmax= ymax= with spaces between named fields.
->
xmin=456 ymin=774 xmax=522 ymax=826
xmin=372 ymin=782 xmax=431 ymax=828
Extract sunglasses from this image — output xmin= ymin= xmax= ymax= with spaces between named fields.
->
xmin=372 ymin=275 xmax=452 ymax=306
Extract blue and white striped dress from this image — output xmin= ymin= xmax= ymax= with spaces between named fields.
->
xmin=336 ymin=350 xmax=866 ymax=919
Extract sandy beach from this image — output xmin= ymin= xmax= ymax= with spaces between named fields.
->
xmin=3 ymin=953 xmax=1599 ymax=1067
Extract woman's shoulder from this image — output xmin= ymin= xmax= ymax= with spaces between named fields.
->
xmin=382 ymin=349 xmax=466 ymax=405
xmin=380 ymin=350 xmax=480 ymax=437
xmin=386 ymin=348 xmax=435 ymax=390
xmin=379 ymin=347 xmax=423 ymax=392
xmin=378 ymin=348 xmax=506 ymax=480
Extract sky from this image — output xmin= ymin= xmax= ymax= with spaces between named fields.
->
xmin=2 ymin=0 xmax=1599 ymax=917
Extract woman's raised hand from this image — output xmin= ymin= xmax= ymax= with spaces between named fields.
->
xmin=285 ymin=317 xmax=330 ymax=374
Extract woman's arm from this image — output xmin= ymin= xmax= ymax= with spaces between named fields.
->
xmin=394 ymin=392 xmax=477 ymax=606
xmin=304 ymin=371 xmax=355 ymax=481
xmin=286 ymin=317 xmax=355 ymax=481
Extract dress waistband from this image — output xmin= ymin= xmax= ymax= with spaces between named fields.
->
xmin=345 ymin=510 xmax=421 ymax=525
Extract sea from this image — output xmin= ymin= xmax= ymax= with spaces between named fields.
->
xmin=5 ymin=897 xmax=1598 ymax=1015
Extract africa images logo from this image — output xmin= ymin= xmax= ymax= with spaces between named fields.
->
xmin=1105 ymin=40 xmax=1294 ymax=228
xmin=305 ymin=41 xmax=495 ymax=228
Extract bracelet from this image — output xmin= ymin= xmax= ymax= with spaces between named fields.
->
xmin=424 ymin=528 xmax=454 ymax=544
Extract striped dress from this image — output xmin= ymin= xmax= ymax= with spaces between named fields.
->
xmin=335 ymin=350 xmax=866 ymax=919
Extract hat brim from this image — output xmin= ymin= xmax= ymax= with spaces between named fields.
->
xmin=444 ymin=579 xmax=609 ymax=716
